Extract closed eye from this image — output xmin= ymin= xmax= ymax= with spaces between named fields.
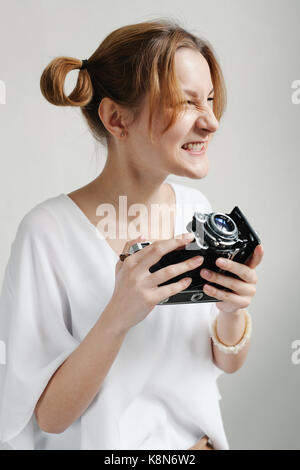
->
xmin=186 ymin=98 xmax=214 ymax=105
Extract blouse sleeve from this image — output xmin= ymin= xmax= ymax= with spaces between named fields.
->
xmin=0 ymin=206 xmax=80 ymax=449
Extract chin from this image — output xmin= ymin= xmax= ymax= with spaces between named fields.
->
xmin=187 ymin=168 xmax=209 ymax=179
xmin=172 ymin=165 xmax=209 ymax=179
xmin=180 ymin=155 xmax=209 ymax=178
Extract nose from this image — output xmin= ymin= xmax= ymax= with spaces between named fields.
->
xmin=196 ymin=106 xmax=219 ymax=135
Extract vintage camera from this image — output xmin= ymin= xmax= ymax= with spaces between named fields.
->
xmin=126 ymin=206 xmax=261 ymax=305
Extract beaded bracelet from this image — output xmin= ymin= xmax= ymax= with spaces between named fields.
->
xmin=211 ymin=310 xmax=252 ymax=355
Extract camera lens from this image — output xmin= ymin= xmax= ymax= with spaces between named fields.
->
xmin=214 ymin=215 xmax=233 ymax=233
xmin=209 ymin=213 xmax=237 ymax=238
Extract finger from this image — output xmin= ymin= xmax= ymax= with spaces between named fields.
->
xmin=246 ymin=244 xmax=264 ymax=269
xmin=124 ymin=232 xmax=195 ymax=272
xmin=152 ymin=275 xmax=193 ymax=305
xmin=188 ymin=436 xmax=209 ymax=450
xmin=119 ymin=235 xmax=146 ymax=260
xmin=120 ymin=235 xmax=145 ymax=255
xmin=203 ymin=283 xmax=250 ymax=309
xmin=200 ymin=269 xmax=256 ymax=296
xmin=215 ymin=257 xmax=257 ymax=284
xmin=115 ymin=235 xmax=145 ymax=272
xmin=150 ymin=255 xmax=204 ymax=287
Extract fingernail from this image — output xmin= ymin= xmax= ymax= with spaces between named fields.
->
xmin=193 ymin=256 xmax=204 ymax=263
xmin=217 ymin=258 xmax=227 ymax=267
xmin=201 ymin=268 xmax=211 ymax=277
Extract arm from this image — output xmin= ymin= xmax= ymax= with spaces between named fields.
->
xmin=200 ymin=245 xmax=264 ymax=374
xmin=211 ymin=308 xmax=251 ymax=374
xmin=34 ymin=302 xmax=129 ymax=434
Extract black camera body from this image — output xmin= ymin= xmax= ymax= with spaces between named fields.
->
xmin=127 ymin=206 xmax=261 ymax=305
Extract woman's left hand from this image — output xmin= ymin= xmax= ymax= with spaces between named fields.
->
xmin=200 ymin=244 xmax=264 ymax=314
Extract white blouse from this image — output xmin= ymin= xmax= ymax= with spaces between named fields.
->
xmin=0 ymin=181 xmax=229 ymax=450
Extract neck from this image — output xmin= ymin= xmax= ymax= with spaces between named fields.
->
xmin=91 ymin=153 xmax=169 ymax=209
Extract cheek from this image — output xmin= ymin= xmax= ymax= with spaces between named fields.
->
xmin=171 ymin=116 xmax=191 ymax=140
xmin=164 ymin=124 xmax=190 ymax=149
xmin=153 ymin=108 xmax=189 ymax=141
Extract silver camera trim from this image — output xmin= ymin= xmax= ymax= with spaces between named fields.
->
xmin=185 ymin=211 xmax=240 ymax=250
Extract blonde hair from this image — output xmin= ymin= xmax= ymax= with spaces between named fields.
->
xmin=40 ymin=18 xmax=226 ymax=146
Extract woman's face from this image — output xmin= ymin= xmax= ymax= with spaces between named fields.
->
xmin=130 ymin=47 xmax=219 ymax=180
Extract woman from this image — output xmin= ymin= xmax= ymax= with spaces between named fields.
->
xmin=0 ymin=19 xmax=263 ymax=450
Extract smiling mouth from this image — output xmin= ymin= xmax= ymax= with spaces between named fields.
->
xmin=181 ymin=142 xmax=206 ymax=153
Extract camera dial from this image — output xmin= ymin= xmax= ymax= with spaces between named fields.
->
xmin=186 ymin=212 xmax=241 ymax=250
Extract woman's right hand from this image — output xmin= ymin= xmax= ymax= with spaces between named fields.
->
xmin=108 ymin=233 xmax=205 ymax=332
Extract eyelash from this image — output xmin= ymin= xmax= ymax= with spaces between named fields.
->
xmin=186 ymin=98 xmax=214 ymax=105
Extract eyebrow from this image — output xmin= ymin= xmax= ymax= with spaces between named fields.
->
xmin=183 ymin=88 xmax=214 ymax=98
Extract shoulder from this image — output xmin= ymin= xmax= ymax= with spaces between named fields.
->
xmin=15 ymin=195 xmax=64 ymax=245
xmin=5 ymin=196 xmax=66 ymax=284
xmin=171 ymin=182 xmax=212 ymax=213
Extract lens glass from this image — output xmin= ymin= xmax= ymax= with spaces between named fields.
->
xmin=214 ymin=215 xmax=234 ymax=233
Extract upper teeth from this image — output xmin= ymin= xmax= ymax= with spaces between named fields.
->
xmin=182 ymin=142 xmax=205 ymax=150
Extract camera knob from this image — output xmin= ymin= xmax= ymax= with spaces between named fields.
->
xmin=191 ymin=292 xmax=204 ymax=302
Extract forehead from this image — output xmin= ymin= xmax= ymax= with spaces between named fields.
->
xmin=174 ymin=48 xmax=213 ymax=96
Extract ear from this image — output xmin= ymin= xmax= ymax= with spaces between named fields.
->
xmin=98 ymin=97 xmax=128 ymax=138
